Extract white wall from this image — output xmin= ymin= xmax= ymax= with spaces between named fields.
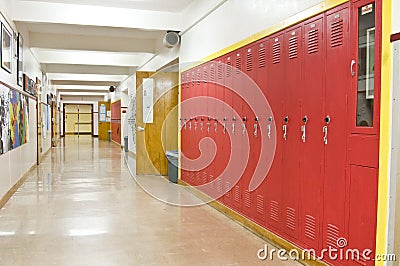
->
xmin=0 ymin=3 xmax=43 ymax=200
xmin=180 ymin=0 xmax=323 ymax=63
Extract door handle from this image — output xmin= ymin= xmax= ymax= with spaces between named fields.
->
xmin=137 ymin=126 xmax=145 ymax=132
xmin=301 ymin=125 xmax=306 ymax=143
xmin=351 ymin=59 xmax=356 ymax=77
xmin=283 ymin=125 xmax=287 ymax=140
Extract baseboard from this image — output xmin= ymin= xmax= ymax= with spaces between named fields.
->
xmin=178 ymin=179 xmax=327 ymax=266
xmin=0 ymin=164 xmax=36 ymax=209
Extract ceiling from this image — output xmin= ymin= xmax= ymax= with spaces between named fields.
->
xmin=12 ymin=0 xmax=214 ymax=98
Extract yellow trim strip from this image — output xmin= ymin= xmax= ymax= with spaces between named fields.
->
xmin=181 ymin=0 xmax=348 ymax=72
xmin=375 ymin=0 xmax=392 ymax=264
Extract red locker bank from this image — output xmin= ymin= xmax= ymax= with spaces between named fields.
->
xmin=180 ymin=0 xmax=381 ymax=265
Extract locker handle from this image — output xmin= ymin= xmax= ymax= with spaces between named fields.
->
xmin=207 ymin=122 xmax=211 ymax=133
xmin=189 ymin=121 xmax=192 ymax=130
xmin=232 ymin=122 xmax=235 ymax=135
xmin=184 ymin=119 xmax=187 ymax=130
xmin=242 ymin=123 xmax=246 ymax=135
xmin=267 ymin=124 xmax=271 ymax=139
xmin=323 ymin=126 xmax=328 ymax=145
xmin=254 ymin=123 xmax=258 ymax=137
xmin=301 ymin=125 xmax=306 ymax=143
xmin=200 ymin=121 xmax=204 ymax=131
xmin=283 ymin=125 xmax=287 ymax=140
xmin=223 ymin=122 xmax=226 ymax=134
xmin=214 ymin=122 xmax=218 ymax=133
xmin=194 ymin=121 xmax=197 ymax=131
xmin=351 ymin=59 xmax=356 ymax=77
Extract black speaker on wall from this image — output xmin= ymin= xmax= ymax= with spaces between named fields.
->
xmin=109 ymin=86 xmax=116 ymax=92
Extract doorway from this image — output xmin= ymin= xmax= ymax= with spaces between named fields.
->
xmin=63 ymin=104 xmax=93 ymax=136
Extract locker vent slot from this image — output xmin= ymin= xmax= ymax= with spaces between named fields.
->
xmin=244 ymin=190 xmax=251 ymax=208
xmin=202 ymin=172 xmax=207 ymax=185
xmin=307 ymin=29 xmax=319 ymax=54
xmin=190 ymin=172 xmax=195 ymax=184
xmin=203 ymin=69 xmax=207 ymax=83
xmin=286 ymin=207 xmax=296 ymax=230
xmin=270 ymin=201 xmax=279 ymax=222
xmin=226 ymin=62 xmax=232 ymax=77
xmin=330 ymin=19 xmax=344 ymax=47
xmin=234 ymin=185 xmax=240 ymax=202
xmin=216 ymin=178 xmax=222 ymax=193
xmin=208 ymin=175 xmax=214 ymax=191
xmin=210 ymin=66 xmax=215 ymax=81
xmin=256 ymin=195 xmax=264 ymax=215
xmin=258 ymin=47 xmax=266 ymax=68
xmin=272 ymin=42 xmax=281 ymax=64
xmin=225 ymin=182 xmax=231 ymax=197
xmin=326 ymin=223 xmax=340 ymax=248
xmin=197 ymin=70 xmax=201 ymax=85
xmin=246 ymin=53 xmax=253 ymax=72
xmin=217 ymin=64 xmax=223 ymax=80
xmin=305 ymin=215 xmax=316 ymax=240
xmin=288 ymin=36 xmax=298 ymax=59
xmin=196 ymin=172 xmax=201 ymax=184
xmin=235 ymin=57 xmax=242 ymax=74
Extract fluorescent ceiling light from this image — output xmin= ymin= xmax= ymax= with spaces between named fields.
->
xmin=56 ymin=85 xmax=110 ymax=91
xmin=48 ymin=73 xmax=128 ymax=82
xmin=59 ymin=92 xmax=108 ymax=96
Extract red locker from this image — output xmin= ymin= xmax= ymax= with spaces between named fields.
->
xmin=207 ymin=62 xmax=218 ymax=194
xmin=299 ymin=16 xmax=325 ymax=251
xmin=265 ymin=33 xmax=284 ymax=233
xmin=323 ymin=6 xmax=350 ymax=261
xmin=222 ymin=54 xmax=234 ymax=207
xmin=280 ymin=26 xmax=303 ymax=242
xmin=230 ymin=50 xmax=244 ymax=213
xmin=181 ymin=72 xmax=188 ymax=183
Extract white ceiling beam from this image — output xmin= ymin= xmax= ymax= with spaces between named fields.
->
xmin=13 ymin=1 xmax=182 ymax=31
xmin=47 ymin=73 xmax=128 ymax=82
xmin=51 ymin=80 xmax=120 ymax=86
xmin=59 ymin=92 xmax=108 ymax=96
xmin=32 ymin=48 xmax=154 ymax=67
xmin=43 ymin=64 xmax=132 ymax=75
xmin=30 ymin=32 xmax=156 ymax=53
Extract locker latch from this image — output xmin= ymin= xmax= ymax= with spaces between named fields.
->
xmin=242 ymin=117 xmax=247 ymax=135
xmin=214 ymin=118 xmax=218 ymax=133
xmin=207 ymin=117 xmax=211 ymax=133
xmin=189 ymin=119 xmax=192 ymax=131
xmin=254 ymin=117 xmax=259 ymax=137
xmin=194 ymin=118 xmax=198 ymax=131
xmin=200 ymin=117 xmax=204 ymax=131
xmin=301 ymin=116 xmax=308 ymax=143
xmin=232 ymin=117 xmax=236 ymax=135
xmin=184 ymin=119 xmax=187 ymax=130
xmin=223 ymin=117 xmax=227 ymax=134
xmin=323 ymin=126 xmax=328 ymax=145
xmin=267 ymin=117 xmax=273 ymax=139
xmin=283 ymin=116 xmax=289 ymax=140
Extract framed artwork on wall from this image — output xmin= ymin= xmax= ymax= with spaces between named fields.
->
xmin=17 ymin=33 xmax=24 ymax=86
xmin=1 ymin=23 xmax=12 ymax=74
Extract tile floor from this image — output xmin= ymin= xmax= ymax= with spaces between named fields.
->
xmin=0 ymin=136 xmax=301 ymax=266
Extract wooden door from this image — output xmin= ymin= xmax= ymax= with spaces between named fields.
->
xmin=98 ymin=101 xmax=111 ymax=140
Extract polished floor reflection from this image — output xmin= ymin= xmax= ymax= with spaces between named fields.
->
xmin=0 ymin=136 xmax=300 ymax=265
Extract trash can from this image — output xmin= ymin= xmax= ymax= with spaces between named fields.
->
xmin=108 ymin=130 xmax=112 ymax=142
xmin=166 ymin=150 xmax=178 ymax=183
xmin=124 ymin=136 xmax=128 ymax=152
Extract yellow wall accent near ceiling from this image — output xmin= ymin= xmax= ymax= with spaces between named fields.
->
xmin=375 ymin=0 xmax=392 ymax=264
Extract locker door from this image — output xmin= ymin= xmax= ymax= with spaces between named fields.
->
xmin=231 ymin=50 xmax=244 ymax=212
xmin=347 ymin=2 xmax=381 ymax=264
xmin=213 ymin=59 xmax=226 ymax=201
xmin=207 ymin=62 xmax=218 ymax=193
xmin=242 ymin=45 xmax=261 ymax=221
xmin=265 ymin=33 xmax=284 ymax=233
xmin=299 ymin=16 xmax=324 ymax=250
xmin=200 ymin=64 xmax=209 ymax=189
xmin=194 ymin=67 xmax=202 ymax=186
xmin=323 ymin=5 xmax=350 ymax=258
xmin=253 ymin=38 xmax=269 ymax=224
xmin=223 ymin=54 xmax=234 ymax=207
xmin=281 ymin=26 xmax=303 ymax=241
xmin=181 ymin=72 xmax=188 ymax=183
xmin=187 ymin=69 xmax=197 ymax=186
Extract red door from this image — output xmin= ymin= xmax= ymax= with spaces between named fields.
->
xmin=299 ymin=16 xmax=325 ymax=250
xmin=323 ymin=6 xmax=350 ymax=262
xmin=265 ymin=33 xmax=284 ymax=233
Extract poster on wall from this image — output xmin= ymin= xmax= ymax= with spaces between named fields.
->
xmin=142 ymin=78 xmax=154 ymax=123
xmin=9 ymin=90 xmax=29 ymax=149
xmin=17 ymin=33 xmax=24 ymax=87
xmin=1 ymin=23 xmax=12 ymax=74
xmin=0 ymin=85 xmax=10 ymax=154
